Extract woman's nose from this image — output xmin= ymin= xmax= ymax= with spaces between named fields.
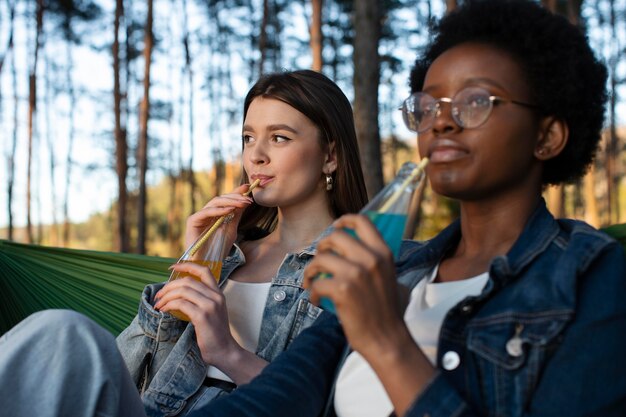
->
xmin=247 ymin=140 xmax=269 ymax=165
xmin=431 ymin=102 xmax=461 ymax=134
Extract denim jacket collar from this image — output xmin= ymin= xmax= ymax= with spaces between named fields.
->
xmin=397 ymin=198 xmax=558 ymax=288
xmin=490 ymin=198 xmax=559 ymax=281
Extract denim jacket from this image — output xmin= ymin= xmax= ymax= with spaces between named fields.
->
xmin=116 ymin=232 xmax=326 ymax=417
xmin=199 ymin=200 xmax=626 ymax=417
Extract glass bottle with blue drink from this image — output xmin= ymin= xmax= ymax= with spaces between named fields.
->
xmin=319 ymin=159 xmax=429 ymax=313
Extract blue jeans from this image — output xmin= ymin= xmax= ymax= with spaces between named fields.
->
xmin=0 ymin=310 xmax=147 ymax=417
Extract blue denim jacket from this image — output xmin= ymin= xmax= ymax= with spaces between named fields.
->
xmin=198 ymin=200 xmax=626 ymax=417
xmin=116 ymin=233 xmax=326 ymax=417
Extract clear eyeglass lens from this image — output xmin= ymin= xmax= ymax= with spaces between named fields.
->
xmin=402 ymin=94 xmax=437 ymax=133
xmin=453 ymin=87 xmax=493 ymax=129
xmin=402 ymin=87 xmax=495 ymax=132
xmin=401 ymin=98 xmax=419 ymax=132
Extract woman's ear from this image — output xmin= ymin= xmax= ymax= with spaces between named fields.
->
xmin=534 ymin=117 xmax=569 ymax=160
xmin=323 ymin=141 xmax=338 ymax=174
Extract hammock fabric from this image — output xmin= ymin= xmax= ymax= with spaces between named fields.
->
xmin=0 ymin=239 xmax=174 ymax=336
xmin=1 ymin=224 xmax=625 ymax=337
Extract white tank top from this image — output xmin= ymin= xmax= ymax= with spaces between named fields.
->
xmin=334 ymin=266 xmax=489 ymax=417
xmin=206 ymin=279 xmax=272 ymax=382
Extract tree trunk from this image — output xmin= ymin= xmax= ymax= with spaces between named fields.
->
xmin=44 ymin=50 xmax=59 ymax=245
xmin=26 ymin=0 xmax=44 ymax=243
xmin=137 ymin=0 xmax=153 ymax=254
xmin=353 ymin=0 xmax=383 ymax=197
xmin=113 ymin=0 xmax=129 ymax=252
xmin=168 ymin=174 xmax=183 ymax=256
xmin=165 ymin=4 xmax=181 ymax=257
xmin=566 ymin=0 xmax=583 ymax=27
xmin=62 ymin=33 xmax=76 ymax=247
xmin=310 ymin=0 xmax=323 ymax=71
xmin=547 ymin=185 xmax=566 ymax=218
xmin=2 ymin=1 xmax=16 ymax=240
xmin=0 ymin=1 xmax=15 ymax=93
xmin=583 ymin=164 xmax=599 ymax=227
xmin=445 ymin=0 xmax=458 ymax=13
xmin=606 ymin=0 xmax=621 ymax=223
xmin=258 ymin=0 xmax=269 ymax=75
xmin=26 ymin=75 xmax=34 ymax=243
xmin=328 ymin=2 xmax=339 ymax=80
xmin=606 ymin=85 xmax=619 ymax=224
xmin=182 ymin=0 xmax=197 ymax=213
xmin=213 ymin=148 xmax=225 ymax=198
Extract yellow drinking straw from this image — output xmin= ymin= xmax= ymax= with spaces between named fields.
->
xmin=379 ymin=158 xmax=429 ymax=213
xmin=187 ymin=179 xmax=261 ymax=257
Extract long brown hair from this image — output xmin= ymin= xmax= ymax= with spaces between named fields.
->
xmin=237 ymin=70 xmax=368 ymax=239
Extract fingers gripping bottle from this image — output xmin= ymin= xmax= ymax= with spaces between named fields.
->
xmin=167 ymin=179 xmax=260 ymax=321
xmin=318 ymin=159 xmax=429 ymax=313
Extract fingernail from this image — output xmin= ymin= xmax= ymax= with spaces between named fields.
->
xmin=168 ymin=264 xmax=176 ymax=270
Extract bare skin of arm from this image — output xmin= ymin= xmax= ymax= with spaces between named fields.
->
xmin=157 ymin=181 xmax=336 ymax=386
xmin=154 ymin=262 xmax=269 ymax=385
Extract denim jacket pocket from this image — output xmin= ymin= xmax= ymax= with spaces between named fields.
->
xmin=142 ymin=389 xmax=186 ymax=417
xmin=287 ymin=298 xmax=323 ymax=345
xmin=466 ymin=312 xmax=572 ymax=416
xmin=117 ymin=283 xmax=189 ymax=391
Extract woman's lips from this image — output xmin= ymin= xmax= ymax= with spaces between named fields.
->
xmin=429 ymin=148 xmax=468 ymax=163
xmin=427 ymin=139 xmax=468 ymax=163
xmin=259 ymin=177 xmax=274 ymax=187
xmin=250 ymin=175 xmax=274 ymax=187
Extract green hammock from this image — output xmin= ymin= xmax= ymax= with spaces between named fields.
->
xmin=602 ymin=223 xmax=626 ymax=246
xmin=0 ymin=239 xmax=174 ymax=336
xmin=1 ymin=224 xmax=625 ymax=337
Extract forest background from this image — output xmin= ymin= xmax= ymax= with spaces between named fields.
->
xmin=1 ymin=0 xmax=625 ymax=257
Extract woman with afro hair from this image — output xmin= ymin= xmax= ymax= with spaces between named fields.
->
xmin=0 ymin=1 xmax=624 ymax=417
xmin=220 ymin=1 xmax=626 ymax=416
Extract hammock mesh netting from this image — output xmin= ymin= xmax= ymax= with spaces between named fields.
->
xmin=1 ymin=224 xmax=624 ymax=337
xmin=0 ymin=239 xmax=174 ymax=336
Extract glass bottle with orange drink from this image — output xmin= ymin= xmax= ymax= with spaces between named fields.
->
xmin=167 ymin=180 xmax=260 ymax=321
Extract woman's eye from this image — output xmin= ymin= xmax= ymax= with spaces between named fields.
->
xmin=272 ymin=135 xmax=290 ymax=143
xmin=466 ymin=95 xmax=490 ymax=108
xmin=243 ymin=135 xmax=255 ymax=144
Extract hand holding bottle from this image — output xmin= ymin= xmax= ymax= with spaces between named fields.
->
xmin=184 ymin=184 xmax=254 ymax=248
xmin=303 ymin=214 xmax=407 ymax=356
xmin=155 ymin=261 xmax=241 ymax=366
xmin=313 ymin=160 xmax=428 ymax=313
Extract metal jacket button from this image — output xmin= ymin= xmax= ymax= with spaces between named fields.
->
xmin=273 ymin=290 xmax=286 ymax=302
xmin=460 ymin=304 xmax=473 ymax=314
xmin=506 ymin=324 xmax=524 ymax=357
xmin=506 ymin=337 xmax=524 ymax=357
xmin=442 ymin=351 xmax=460 ymax=370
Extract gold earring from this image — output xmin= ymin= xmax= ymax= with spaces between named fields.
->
xmin=326 ymin=174 xmax=333 ymax=191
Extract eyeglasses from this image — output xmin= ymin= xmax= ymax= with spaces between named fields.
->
xmin=400 ymin=86 xmax=537 ymax=133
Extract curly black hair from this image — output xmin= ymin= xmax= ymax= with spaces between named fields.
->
xmin=410 ymin=0 xmax=608 ymax=185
